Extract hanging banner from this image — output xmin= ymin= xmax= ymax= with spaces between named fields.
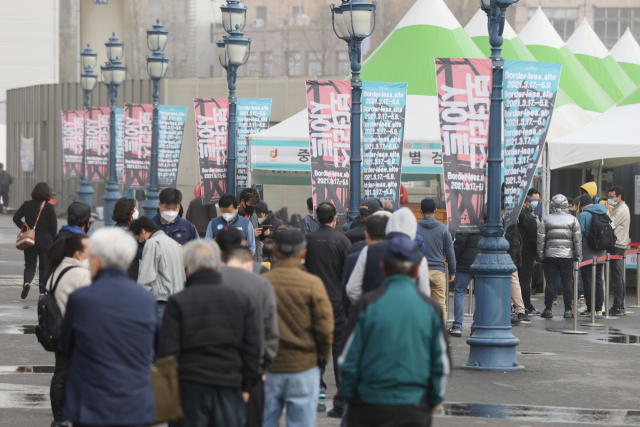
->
xmin=361 ymin=82 xmax=407 ymax=209
xmin=61 ymin=110 xmax=85 ymax=179
xmin=236 ymin=98 xmax=272 ymax=193
xmin=194 ymin=98 xmax=229 ymax=204
xmin=503 ymin=60 xmax=562 ymax=226
xmin=158 ymin=105 xmax=188 ymax=188
xmin=20 ymin=136 xmax=34 ymax=173
xmin=115 ymin=108 xmax=125 ymax=183
xmin=123 ymin=104 xmax=152 ymax=190
xmin=84 ymin=107 xmax=110 ymax=183
xmin=435 ymin=58 xmax=493 ymax=233
xmin=306 ymin=80 xmax=351 ymax=218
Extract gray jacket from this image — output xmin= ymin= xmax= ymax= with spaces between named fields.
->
xmin=137 ymin=231 xmax=186 ymax=301
xmin=219 ymin=266 xmax=279 ymax=372
xmin=537 ymin=195 xmax=582 ymax=261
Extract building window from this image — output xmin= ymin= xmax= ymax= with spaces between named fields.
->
xmin=262 ymin=52 xmax=273 ymax=77
xmin=256 ymin=6 xmax=266 ymax=26
xmin=527 ymin=8 xmax=578 ymax=41
xmin=287 ymin=51 xmax=301 ymax=76
xmin=337 ymin=51 xmax=350 ymax=75
xmin=594 ymin=8 xmax=640 ymax=48
xmin=308 ymin=52 xmax=322 ymax=76
xmin=247 ymin=57 xmax=258 ymax=77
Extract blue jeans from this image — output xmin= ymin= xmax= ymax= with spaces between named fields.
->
xmin=263 ymin=366 xmax=320 ymax=427
xmin=453 ymin=271 xmax=474 ymax=331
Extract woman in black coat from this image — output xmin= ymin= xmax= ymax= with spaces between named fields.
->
xmin=13 ymin=182 xmax=57 ymax=299
xmin=112 ymin=197 xmax=140 ymax=280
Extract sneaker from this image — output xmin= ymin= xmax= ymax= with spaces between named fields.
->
xmin=511 ymin=315 xmax=522 ymax=325
xmin=578 ymin=295 xmax=585 ymax=304
xmin=511 ymin=304 xmax=516 ymax=314
xmin=448 ymin=327 xmax=462 ymax=337
xmin=317 ymin=401 xmax=326 ymax=412
xmin=20 ymin=283 xmax=30 ymax=300
xmin=319 ymin=388 xmax=326 ymax=400
xmin=327 ymin=408 xmax=342 ymax=418
xmin=552 ymin=299 xmax=558 ymax=305
xmin=595 ymin=311 xmax=603 ymax=318
xmin=525 ymin=306 xmax=541 ymax=316
xmin=609 ymin=307 xmax=625 ymax=316
xmin=578 ymin=307 xmax=588 ymax=314
xmin=563 ymin=310 xmax=574 ymax=319
xmin=517 ymin=313 xmax=532 ymax=323
xmin=541 ymin=309 xmax=553 ymax=318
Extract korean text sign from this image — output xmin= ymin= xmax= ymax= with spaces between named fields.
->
xmin=115 ymin=108 xmax=124 ymax=182
xmin=194 ymin=98 xmax=229 ymax=203
xmin=435 ymin=58 xmax=493 ymax=233
xmin=236 ymin=99 xmax=272 ymax=193
xmin=84 ymin=107 xmax=110 ymax=183
xmin=61 ymin=110 xmax=85 ymax=179
xmin=158 ymin=105 xmax=188 ymax=188
xmin=123 ymin=104 xmax=152 ymax=190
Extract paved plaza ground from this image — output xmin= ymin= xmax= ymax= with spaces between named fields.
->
xmin=1 ymin=215 xmax=639 ymax=426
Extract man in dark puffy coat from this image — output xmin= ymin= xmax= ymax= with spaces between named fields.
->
xmin=504 ymin=209 xmax=532 ymax=324
xmin=450 ymin=232 xmax=482 ymax=337
xmin=519 ymin=194 xmax=541 ymax=315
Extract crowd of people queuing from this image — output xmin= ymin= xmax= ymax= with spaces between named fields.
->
xmin=11 ymin=177 xmax=629 ymax=427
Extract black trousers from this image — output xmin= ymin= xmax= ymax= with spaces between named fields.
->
xmin=245 ymin=376 xmax=264 ymax=427
xmin=609 ymin=247 xmax=626 ymax=309
xmin=346 ymin=394 xmax=432 ymax=427
xmin=170 ymin=381 xmax=245 ymax=427
xmin=320 ymin=299 xmax=347 ymax=413
xmin=23 ymin=246 xmax=47 ymax=286
xmin=50 ymin=350 xmax=71 ymax=422
xmin=581 ymin=263 xmax=604 ymax=312
xmin=518 ymin=257 xmax=535 ymax=310
xmin=543 ymin=258 xmax=574 ymax=310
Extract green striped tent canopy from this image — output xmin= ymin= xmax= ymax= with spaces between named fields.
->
xmin=610 ymin=27 xmax=640 ymax=85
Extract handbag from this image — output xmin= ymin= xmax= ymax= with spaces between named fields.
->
xmin=16 ymin=201 xmax=45 ymax=251
xmin=151 ymin=355 xmax=183 ymax=424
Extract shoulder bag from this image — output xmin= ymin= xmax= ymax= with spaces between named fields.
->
xmin=16 ymin=201 xmax=45 ymax=250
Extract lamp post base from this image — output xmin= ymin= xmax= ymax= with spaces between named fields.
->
xmin=102 ymin=183 xmax=121 ymax=228
xmin=77 ymin=179 xmax=95 ymax=206
xmin=143 ymin=188 xmax=160 ymax=218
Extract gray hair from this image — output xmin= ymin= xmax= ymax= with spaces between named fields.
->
xmin=89 ymin=227 xmax=137 ymax=269
xmin=183 ymin=239 xmax=221 ymax=274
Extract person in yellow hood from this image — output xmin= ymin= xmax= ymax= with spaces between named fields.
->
xmin=578 ymin=182 xmax=613 ymax=214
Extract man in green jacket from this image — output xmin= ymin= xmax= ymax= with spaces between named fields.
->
xmin=339 ymin=234 xmax=452 ymax=427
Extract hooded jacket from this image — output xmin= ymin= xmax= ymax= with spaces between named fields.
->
xmin=417 ymin=216 xmax=455 ymax=274
xmin=537 ymin=195 xmax=582 ymax=261
xmin=579 ymin=182 xmax=612 ymax=214
xmin=137 ymin=231 xmax=186 ymax=301
xmin=346 ymin=208 xmax=430 ymax=302
xmin=578 ymin=203 xmax=609 ymax=261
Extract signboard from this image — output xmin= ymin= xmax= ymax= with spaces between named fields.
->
xmin=158 ymin=105 xmax=188 ymax=188
xmin=84 ymin=107 xmax=110 ymax=183
xmin=20 ymin=136 xmax=34 ymax=173
xmin=61 ymin=110 xmax=84 ymax=179
xmin=435 ymin=58 xmax=493 ymax=233
xmin=123 ymin=104 xmax=152 ymax=190
xmin=306 ymin=80 xmax=352 ymax=219
xmin=194 ymin=98 xmax=229 ymax=204
xmin=115 ymin=108 xmax=124 ymax=182
xmin=362 ymin=82 xmax=407 ymax=209
xmin=236 ymin=99 xmax=272 ymax=193
xmin=503 ymin=60 xmax=561 ymax=226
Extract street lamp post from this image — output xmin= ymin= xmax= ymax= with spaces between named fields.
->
xmin=77 ymin=44 xmax=98 ymax=207
xmin=217 ymin=0 xmax=251 ymax=197
xmin=142 ymin=20 xmax=170 ymax=218
xmin=464 ymin=0 xmax=522 ymax=371
xmin=330 ymin=0 xmax=377 ymax=230
xmin=101 ymin=33 xmax=127 ymax=227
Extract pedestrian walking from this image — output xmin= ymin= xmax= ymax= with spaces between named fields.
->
xmin=504 ymin=207 xmax=532 ymax=324
xmin=538 ymin=194 xmax=582 ymax=319
xmin=262 ymin=229 xmax=334 ymax=427
xmin=305 ymin=202 xmax=351 ymax=416
xmin=344 ymin=199 xmax=380 ymax=244
xmin=417 ymin=198 xmax=455 ymax=319
xmin=60 ymin=227 xmax=157 ymax=427
xmin=607 ymin=186 xmax=629 ymax=316
xmin=157 ymin=239 xmax=262 ymax=427
xmin=255 ymin=201 xmax=286 ymax=265
xmin=449 ymin=232 xmax=482 ymax=336
xmin=113 ymin=197 xmax=140 ymax=280
xmin=301 ymin=197 xmax=320 ymax=236
xmin=520 ymin=192 xmax=541 ymax=315
xmin=205 ymin=194 xmax=256 ymax=255
xmin=220 ymin=246 xmax=279 ymax=427
xmin=13 ymin=182 xmax=57 ymax=299
xmin=44 ymin=233 xmax=91 ymax=427
xmin=131 ymin=216 xmax=186 ymax=320
xmin=340 ymin=234 xmax=452 ymax=427
xmin=215 ymin=227 xmax=268 ymax=274
xmin=0 ymin=162 xmax=14 ymax=213
xmin=186 ymin=184 xmax=217 ymax=238
xmin=238 ymin=187 xmax=263 ymax=262
xmin=151 ymin=188 xmax=199 ymax=245
xmin=53 ymin=201 xmax=93 ymax=241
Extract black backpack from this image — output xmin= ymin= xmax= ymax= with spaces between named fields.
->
xmin=586 ymin=212 xmax=617 ymax=251
xmin=35 ymin=266 xmax=76 ymax=352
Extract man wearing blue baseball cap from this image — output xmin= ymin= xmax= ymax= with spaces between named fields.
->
xmin=339 ymin=234 xmax=452 ymax=426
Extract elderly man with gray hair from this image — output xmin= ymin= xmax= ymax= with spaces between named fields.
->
xmin=59 ymin=227 xmax=158 ymax=427
xmin=158 ymin=239 xmax=261 ymax=427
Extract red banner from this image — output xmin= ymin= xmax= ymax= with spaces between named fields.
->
xmin=306 ymin=81 xmax=352 ymax=219
xmin=84 ymin=107 xmax=111 ymax=183
xmin=123 ymin=104 xmax=153 ymax=190
xmin=61 ymin=110 xmax=84 ymax=179
xmin=435 ymin=58 xmax=493 ymax=233
xmin=193 ymin=98 xmax=229 ymax=204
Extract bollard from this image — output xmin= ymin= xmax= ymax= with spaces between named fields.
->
xmin=582 ymin=257 xmax=605 ymax=327
xmin=603 ymin=254 xmax=618 ymax=320
xmin=563 ymin=261 xmax=587 ymax=335
xmin=623 ymin=249 xmax=634 ymax=313
xmin=629 ymin=251 xmax=640 ymax=308
xmin=465 ymin=278 xmax=474 ymax=317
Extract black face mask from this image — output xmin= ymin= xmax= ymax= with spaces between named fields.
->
xmin=244 ymin=205 xmax=255 ymax=215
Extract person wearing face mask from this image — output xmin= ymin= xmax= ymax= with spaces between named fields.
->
xmin=43 ymin=233 xmax=91 ymax=427
xmin=256 ymin=201 xmax=287 ymax=265
xmin=519 ymin=190 xmax=541 ymax=315
xmin=206 ymin=194 xmax=257 ymax=255
xmin=607 ymin=186 xmax=630 ymax=316
xmin=113 ymin=197 xmax=141 ymax=280
xmin=151 ymin=188 xmax=198 ymax=246
xmin=238 ymin=188 xmax=263 ymax=263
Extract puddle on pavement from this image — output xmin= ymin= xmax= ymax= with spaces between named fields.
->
xmin=438 ymin=403 xmax=640 ymax=425
xmin=0 ymin=383 xmax=49 ymax=409
xmin=0 ymin=366 xmax=54 ymax=374
xmin=597 ymin=331 xmax=640 ymax=344
xmin=2 ymin=325 xmax=36 ymax=334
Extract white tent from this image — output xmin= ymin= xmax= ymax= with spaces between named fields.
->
xmin=610 ymin=27 xmax=640 ymax=85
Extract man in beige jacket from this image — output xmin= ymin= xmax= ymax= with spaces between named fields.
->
xmin=608 ymin=186 xmax=630 ymax=316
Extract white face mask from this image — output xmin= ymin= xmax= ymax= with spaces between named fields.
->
xmin=82 ymin=257 xmax=90 ymax=269
xmin=531 ymin=201 xmax=539 ymax=210
xmin=221 ymin=213 xmax=236 ymax=223
xmin=258 ymin=217 xmax=266 ymax=224
xmin=132 ymin=209 xmax=140 ymax=220
xmin=161 ymin=210 xmax=179 ymax=223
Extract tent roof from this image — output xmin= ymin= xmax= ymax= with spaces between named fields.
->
xmin=518 ymin=6 xmax=615 ymax=114
xmin=465 ymin=9 xmax=518 ymax=41
xmin=566 ymin=18 xmax=610 ymax=59
xmin=395 ymin=0 xmax=461 ymax=31
xmin=610 ymin=28 xmax=640 ymax=85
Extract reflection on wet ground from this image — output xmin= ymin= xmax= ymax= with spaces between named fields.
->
xmin=438 ymin=403 xmax=640 ymax=425
xmin=0 ymin=366 xmax=54 ymax=374
xmin=2 ymin=324 xmax=36 ymax=334
xmin=0 ymin=383 xmax=49 ymax=409
xmin=598 ymin=331 xmax=640 ymax=344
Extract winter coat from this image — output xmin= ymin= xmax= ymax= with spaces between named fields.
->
xmin=185 ymin=197 xmax=217 ymax=236
xmin=263 ymin=258 xmax=334 ymax=373
xmin=13 ymin=199 xmax=57 ymax=249
xmin=417 ymin=216 xmax=456 ymax=274
xmin=453 ymin=233 xmax=482 ymax=274
xmin=579 ymin=182 xmax=612 ymax=214
xmin=519 ymin=208 xmax=538 ymax=258
xmin=578 ymin=203 xmax=609 ymax=261
xmin=151 ymin=214 xmax=199 ymax=246
xmin=114 ymin=221 xmax=139 ymax=280
xmin=301 ymin=214 xmax=320 ymax=235
xmin=0 ymin=169 xmax=13 ymax=193
xmin=260 ymin=213 xmax=287 ymax=263
xmin=157 ymin=270 xmax=261 ymax=391
xmin=137 ymin=231 xmax=186 ymax=302
xmin=505 ymin=211 xmax=528 ymax=268
xmin=537 ymin=194 xmax=582 ymax=261
xmin=305 ymin=225 xmax=352 ymax=301
xmin=49 ymin=257 xmax=91 ymax=316
xmin=611 ymin=202 xmax=630 ymax=249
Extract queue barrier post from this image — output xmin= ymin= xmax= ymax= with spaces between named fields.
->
xmin=444 ymin=262 xmax=452 ymax=324
xmin=630 ymin=249 xmax=640 ymax=308
xmin=582 ymin=256 xmax=605 ymax=327
xmin=464 ymin=278 xmax=474 ymax=317
xmin=563 ymin=261 xmax=587 ymax=335
xmin=603 ymin=254 xmax=618 ymax=320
